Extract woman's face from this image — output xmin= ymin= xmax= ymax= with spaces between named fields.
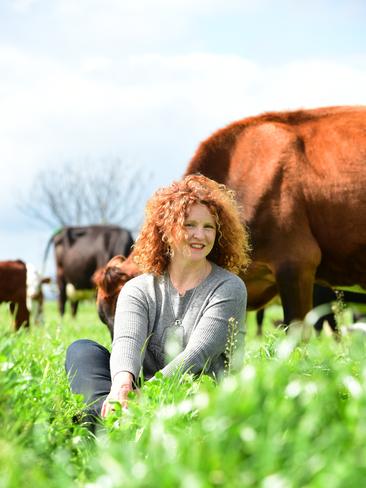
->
xmin=170 ymin=203 xmax=217 ymax=263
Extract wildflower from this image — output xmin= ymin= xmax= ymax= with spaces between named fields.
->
xmin=224 ymin=317 xmax=239 ymax=375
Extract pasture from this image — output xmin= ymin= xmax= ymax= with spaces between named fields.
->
xmin=1 ymin=302 xmax=366 ymax=487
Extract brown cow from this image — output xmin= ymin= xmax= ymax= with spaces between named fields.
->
xmin=94 ymin=106 xmax=366 ymax=333
xmin=184 ymin=105 xmax=366 ymax=325
xmin=93 ymin=254 xmax=140 ymax=338
xmin=0 ymin=260 xmax=30 ymax=330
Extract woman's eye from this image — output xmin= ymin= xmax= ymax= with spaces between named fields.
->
xmin=184 ymin=223 xmax=194 ymax=227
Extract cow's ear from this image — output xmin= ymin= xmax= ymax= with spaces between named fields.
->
xmin=92 ymin=268 xmax=105 ymax=288
xmin=107 ymin=255 xmax=127 ymax=268
xmin=93 ymin=266 xmax=125 ymax=297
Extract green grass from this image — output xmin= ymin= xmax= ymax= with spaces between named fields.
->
xmin=1 ymin=301 xmax=366 ymax=487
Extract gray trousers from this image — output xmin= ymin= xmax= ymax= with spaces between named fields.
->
xmin=65 ymin=339 xmax=111 ymax=418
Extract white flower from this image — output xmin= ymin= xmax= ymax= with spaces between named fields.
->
xmin=177 ymin=399 xmax=193 ymax=415
xmin=0 ymin=361 xmax=14 ymax=371
xmin=343 ymin=375 xmax=362 ymax=398
xmin=240 ymin=364 xmax=256 ymax=381
xmin=222 ymin=376 xmax=238 ymax=393
xmin=262 ymin=473 xmax=290 ymax=488
xmin=285 ymin=380 xmax=302 ymax=398
xmin=304 ymin=382 xmax=318 ymax=397
xmin=132 ymin=462 xmax=147 ymax=480
xmin=193 ymin=392 xmax=209 ymax=410
xmin=240 ymin=426 xmax=256 ymax=442
xmin=276 ymin=338 xmax=296 ymax=360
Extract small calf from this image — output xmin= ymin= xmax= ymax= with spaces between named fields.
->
xmin=93 ymin=254 xmax=140 ymax=339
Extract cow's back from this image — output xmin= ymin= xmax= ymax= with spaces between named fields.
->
xmin=57 ymin=225 xmax=134 ymax=289
xmin=185 ymin=105 xmax=366 ymax=301
xmin=108 ymin=228 xmax=134 ymax=259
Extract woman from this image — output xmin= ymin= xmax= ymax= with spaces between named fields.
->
xmin=65 ymin=174 xmax=250 ymax=420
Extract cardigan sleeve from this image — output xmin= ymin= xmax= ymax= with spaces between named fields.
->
xmin=110 ymin=279 xmax=149 ymax=382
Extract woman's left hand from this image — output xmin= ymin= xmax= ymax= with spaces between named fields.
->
xmin=101 ymin=371 xmax=133 ymax=418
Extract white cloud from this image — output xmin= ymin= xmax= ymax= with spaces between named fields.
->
xmin=53 ymin=0 xmax=257 ymax=17
xmin=261 ymin=60 xmax=366 ymax=110
xmin=1 ymin=48 xmax=365 ymax=193
xmin=11 ymin=0 xmax=39 ymax=14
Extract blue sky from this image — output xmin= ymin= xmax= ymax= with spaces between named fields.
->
xmin=0 ymin=0 xmax=365 ymax=274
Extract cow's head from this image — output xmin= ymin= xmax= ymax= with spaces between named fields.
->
xmin=92 ymin=254 xmax=140 ymax=338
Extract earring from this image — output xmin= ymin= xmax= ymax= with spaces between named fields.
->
xmin=166 ymin=245 xmax=174 ymax=258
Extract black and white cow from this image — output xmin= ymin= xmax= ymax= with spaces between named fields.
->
xmin=44 ymin=225 xmax=134 ymax=317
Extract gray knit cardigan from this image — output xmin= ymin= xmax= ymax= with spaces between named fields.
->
xmin=110 ymin=262 xmax=247 ymax=381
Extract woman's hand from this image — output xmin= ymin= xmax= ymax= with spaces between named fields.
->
xmin=101 ymin=371 xmax=134 ymax=418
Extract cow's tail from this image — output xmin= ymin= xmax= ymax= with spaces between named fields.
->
xmin=41 ymin=228 xmax=63 ymax=277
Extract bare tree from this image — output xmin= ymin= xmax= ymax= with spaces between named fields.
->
xmin=19 ymin=158 xmax=151 ymax=232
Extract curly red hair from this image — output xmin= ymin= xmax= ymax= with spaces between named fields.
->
xmin=132 ymin=174 xmax=251 ymax=275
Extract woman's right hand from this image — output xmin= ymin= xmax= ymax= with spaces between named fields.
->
xmin=101 ymin=371 xmax=134 ymax=418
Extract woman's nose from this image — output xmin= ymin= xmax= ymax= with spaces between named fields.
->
xmin=192 ymin=227 xmax=204 ymax=239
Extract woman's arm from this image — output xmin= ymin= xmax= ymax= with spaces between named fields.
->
xmin=110 ymin=280 xmax=149 ymax=381
xmin=104 ymin=280 xmax=149 ymax=414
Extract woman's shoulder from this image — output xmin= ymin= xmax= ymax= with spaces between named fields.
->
xmin=121 ymin=273 xmax=161 ymax=294
xmin=211 ymin=263 xmax=245 ymax=286
xmin=211 ymin=263 xmax=246 ymax=289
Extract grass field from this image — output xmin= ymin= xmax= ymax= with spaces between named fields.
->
xmin=1 ymin=300 xmax=366 ymax=487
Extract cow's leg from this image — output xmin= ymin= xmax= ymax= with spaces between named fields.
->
xmin=275 ymin=263 xmax=315 ymax=327
xmin=245 ymin=281 xmax=278 ymax=311
xmin=57 ymin=277 xmax=67 ymax=316
xmin=71 ymin=300 xmax=79 ymax=317
xmin=9 ymin=302 xmax=16 ymax=328
xmin=256 ymin=309 xmax=265 ymax=336
xmin=14 ymin=300 xmax=30 ymax=330
xmin=36 ymin=294 xmax=44 ymax=324
xmin=312 ymin=285 xmax=338 ymax=333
